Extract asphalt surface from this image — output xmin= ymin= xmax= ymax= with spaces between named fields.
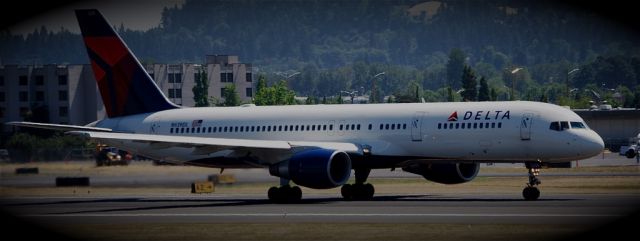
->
xmin=3 ymin=193 xmax=639 ymax=225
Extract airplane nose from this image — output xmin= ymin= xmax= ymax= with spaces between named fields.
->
xmin=584 ymin=131 xmax=605 ymax=157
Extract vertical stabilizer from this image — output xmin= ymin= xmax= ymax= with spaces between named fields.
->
xmin=75 ymin=9 xmax=178 ymax=118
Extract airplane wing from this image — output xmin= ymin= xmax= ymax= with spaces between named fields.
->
xmin=6 ymin=121 xmax=112 ymax=132
xmin=68 ymin=131 xmax=360 ymax=152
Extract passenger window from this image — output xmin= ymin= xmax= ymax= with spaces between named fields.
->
xmin=461 ymin=123 xmax=465 ymax=129
xmin=455 ymin=123 xmax=459 ymax=129
xmin=438 ymin=123 xmax=442 ymax=129
xmin=330 ymin=125 xmax=333 ymax=131
xmin=473 ymin=123 xmax=477 ymax=129
xmin=570 ymin=122 xmax=585 ymax=129
xmin=403 ymin=124 xmax=407 ymax=129
xmin=491 ymin=123 xmax=495 ymax=128
xmin=449 ymin=123 xmax=453 ymax=129
xmin=379 ymin=124 xmax=383 ymax=130
xmin=443 ymin=123 xmax=448 ymax=129
xmin=357 ymin=124 xmax=361 ymax=130
xmin=279 ymin=126 xmax=283 ymax=131
xmin=340 ymin=124 xmax=343 ymax=130
xmin=368 ymin=124 xmax=372 ymax=130
xmin=312 ymin=125 xmax=316 ymax=131
xmin=345 ymin=125 xmax=349 ymax=130
xmin=324 ymin=125 xmax=327 ymax=131
xmin=560 ymin=121 xmax=569 ymax=130
xmin=385 ymin=124 xmax=389 ymax=130
xmin=498 ymin=123 xmax=502 ymax=128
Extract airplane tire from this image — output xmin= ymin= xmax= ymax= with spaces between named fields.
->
xmin=268 ymin=186 xmax=302 ymax=203
xmin=364 ymin=183 xmax=375 ymax=199
xmin=523 ymin=186 xmax=540 ymax=201
xmin=341 ymin=184 xmax=354 ymax=200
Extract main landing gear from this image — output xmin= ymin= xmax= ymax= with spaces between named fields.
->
xmin=341 ymin=168 xmax=375 ymax=200
xmin=268 ymin=178 xmax=302 ymax=203
xmin=523 ymin=161 xmax=542 ymax=201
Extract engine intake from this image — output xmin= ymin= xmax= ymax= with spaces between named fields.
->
xmin=269 ymin=149 xmax=352 ymax=189
xmin=402 ymin=162 xmax=479 ymax=184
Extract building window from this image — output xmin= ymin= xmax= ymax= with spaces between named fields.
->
xmin=58 ymin=75 xmax=68 ymax=85
xmin=36 ymin=91 xmax=44 ymax=101
xmin=168 ymin=73 xmax=182 ymax=83
xmin=59 ymin=106 xmax=68 ymax=117
xmin=246 ymin=88 xmax=253 ymax=97
xmin=221 ymin=73 xmax=233 ymax=83
xmin=35 ymin=75 xmax=44 ymax=85
xmin=0 ymin=92 xmax=4 ymax=102
xmin=58 ymin=90 xmax=68 ymax=101
xmin=19 ymin=91 xmax=28 ymax=102
xmin=19 ymin=107 xmax=29 ymax=117
xmin=246 ymin=73 xmax=252 ymax=82
xmin=19 ymin=76 xmax=28 ymax=86
xmin=168 ymin=88 xmax=182 ymax=98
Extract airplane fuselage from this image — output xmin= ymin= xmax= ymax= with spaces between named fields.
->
xmin=93 ymin=101 xmax=604 ymax=169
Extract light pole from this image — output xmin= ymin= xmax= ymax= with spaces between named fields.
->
xmin=370 ymin=72 xmax=385 ymax=103
xmin=275 ymin=71 xmax=300 ymax=81
xmin=341 ymin=90 xmax=358 ymax=104
xmin=509 ymin=67 xmax=523 ymax=101
xmin=566 ymin=68 xmax=579 ymax=98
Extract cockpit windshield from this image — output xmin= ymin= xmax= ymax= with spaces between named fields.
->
xmin=549 ymin=121 xmax=587 ymax=131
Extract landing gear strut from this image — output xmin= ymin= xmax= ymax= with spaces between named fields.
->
xmin=341 ymin=168 xmax=375 ymax=200
xmin=268 ymin=178 xmax=302 ymax=203
xmin=523 ymin=161 xmax=542 ymax=201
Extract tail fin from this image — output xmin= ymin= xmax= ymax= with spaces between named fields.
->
xmin=75 ymin=9 xmax=178 ymax=118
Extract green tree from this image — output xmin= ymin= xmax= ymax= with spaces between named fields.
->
xmin=254 ymin=80 xmax=296 ymax=106
xmin=256 ymin=75 xmax=267 ymax=94
xmin=222 ymin=84 xmax=240 ymax=106
xmin=490 ymin=88 xmax=498 ymax=101
xmin=447 ymin=87 xmax=454 ymax=102
xmin=446 ymin=48 xmax=466 ymax=89
xmin=460 ymin=65 xmax=477 ymax=101
xmin=478 ymin=77 xmax=490 ymax=101
xmin=192 ymin=68 xmax=209 ymax=107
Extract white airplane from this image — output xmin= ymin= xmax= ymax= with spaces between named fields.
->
xmin=8 ymin=9 xmax=604 ymax=202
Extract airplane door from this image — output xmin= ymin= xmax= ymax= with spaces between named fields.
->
xmin=411 ymin=112 xmax=425 ymax=141
xmin=520 ymin=113 xmax=533 ymax=140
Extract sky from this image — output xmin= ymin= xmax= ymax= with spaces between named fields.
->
xmin=5 ymin=0 xmax=185 ymax=36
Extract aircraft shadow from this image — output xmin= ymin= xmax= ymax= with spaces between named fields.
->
xmin=1 ymin=194 xmax=580 ymax=215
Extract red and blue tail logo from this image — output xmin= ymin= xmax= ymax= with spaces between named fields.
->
xmin=75 ymin=9 xmax=178 ymax=118
xmin=448 ymin=111 xmax=458 ymax=121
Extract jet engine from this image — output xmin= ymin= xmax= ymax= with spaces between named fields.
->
xmin=269 ymin=149 xmax=352 ymax=189
xmin=402 ymin=162 xmax=479 ymax=184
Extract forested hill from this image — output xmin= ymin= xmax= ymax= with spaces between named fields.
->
xmin=1 ymin=0 xmax=638 ymax=67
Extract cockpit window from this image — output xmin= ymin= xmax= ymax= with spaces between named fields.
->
xmin=560 ymin=121 xmax=569 ymax=130
xmin=570 ymin=122 xmax=586 ymax=129
xmin=549 ymin=122 xmax=560 ymax=131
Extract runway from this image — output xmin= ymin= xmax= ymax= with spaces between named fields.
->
xmin=4 ymin=193 xmax=639 ymax=224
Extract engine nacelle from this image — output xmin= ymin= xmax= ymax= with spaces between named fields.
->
xmin=269 ymin=149 xmax=352 ymax=189
xmin=402 ymin=163 xmax=479 ymax=184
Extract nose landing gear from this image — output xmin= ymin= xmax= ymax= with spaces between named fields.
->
xmin=523 ymin=161 xmax=542 ymax=200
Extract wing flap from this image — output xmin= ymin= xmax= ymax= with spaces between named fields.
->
xmin=68 ymin=131 xmax=293 ymax=150
xmin=6 ymin=121 xmax=112 ymax=132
